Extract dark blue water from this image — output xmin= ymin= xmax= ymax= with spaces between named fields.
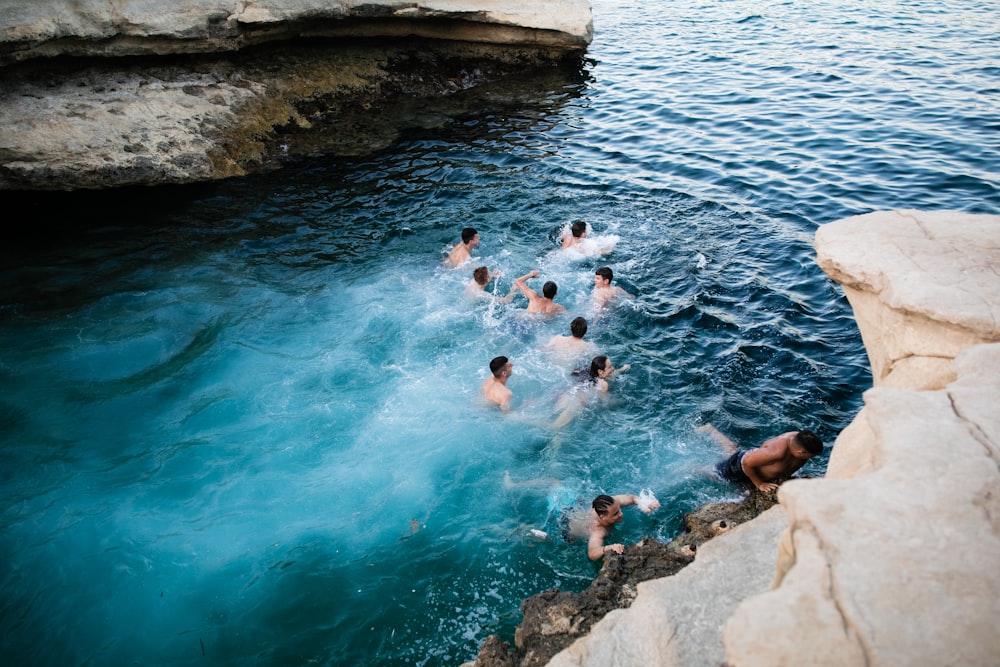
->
xmin=2 ymin=1 xmax=998 ymax=665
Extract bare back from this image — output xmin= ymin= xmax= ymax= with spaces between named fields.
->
xmin=741 ymin=432 xmax=808 ymax=481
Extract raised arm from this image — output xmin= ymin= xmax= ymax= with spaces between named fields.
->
xmin=513 ymin=270 xmax=540 ymax=299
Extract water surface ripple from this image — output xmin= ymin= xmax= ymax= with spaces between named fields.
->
xmin=1 ymin=0 xmax=998 ymax=665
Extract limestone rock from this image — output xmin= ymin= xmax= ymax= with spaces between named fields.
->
xmin=0 ymin=1 xmax=592 ymax=190
xmin=472 ymin=490 xmax=779 ymax=667
xmin=724 ymin=342 xmax=1000 ymax=667
xmin=0 ymin=1 xmax=594 ymax=64
xmin=547 ymin=506 xmax=790 ymax=667
xmin=815 ymin=209 xmax=1000 ymax=389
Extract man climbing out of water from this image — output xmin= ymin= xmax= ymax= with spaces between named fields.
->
xmin=593 ymin=267 xmax=634 ymax=308
xmin=544 ymin=316 xmax=596 ymax=355
xmin=698 ymin=424 xmax=823 ymax=492
xmin=467 ymin=266 xmax=514 ymax=302
xmin=581 ymin=493 xmax=660 ymax=560
xmin=513 ymin=270 xmax=567 ymax=316
xmin=482 ymin=356 xmax=513 ymax=411
xmin=446 ymin=227 xmax=479 ymax=268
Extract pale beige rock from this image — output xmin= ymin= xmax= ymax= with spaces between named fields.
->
xmin=0 ymin=0 xmax=593 ymax=61
xmin=546 ymin=506 xmax=789 ymax=667
xmin=815 ymin=209 xmax=1000 ymax=389
xmin=725 ymin=343 xmax=1000 ymax=667
xmin=0 ymin=1 xmax=592 ymax=190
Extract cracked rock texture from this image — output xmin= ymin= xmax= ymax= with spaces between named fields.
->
xmin=524 ymin=210 xmax=1000 ymax=667
xmin=814 ymin=209 xmax=1000 ymax=389
xmin=0 ymin=1 xmax=592 ymax=190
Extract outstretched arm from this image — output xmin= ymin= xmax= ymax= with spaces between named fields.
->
xmin=613 ymin=493 xmax=659 ymax=513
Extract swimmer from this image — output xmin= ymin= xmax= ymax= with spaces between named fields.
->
xmin=513 ymin=270 xmax=567 ymax=316
xmin=563 ymin=493 xmax=660 ymax=560
xmin=593 ymin=267 xmax=634 ymax=308
xmin=698 ymin=424 xmax=823 ymax=492
xmin=561 ymin=220 xmax=612 ymax=255
xmin=445 ymin=227 xmax=479 ymax=268
xmin=482 ymin=356 xmax=513 ymax=411
xmin=551 ymin=356 xmax=631 ymax=428
xmin=562 ymin=220 xmax=589 ymax=249
xmin=544 ymin=316 xmax=596 ymax=356
xmin=576 ymin=355 xmax=630 ymax=393
xmin=467 ymin=266 xmax=514 ymax=303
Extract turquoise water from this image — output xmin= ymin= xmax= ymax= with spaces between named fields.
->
xmin=2 ymin=0 xmax=998 ymax=665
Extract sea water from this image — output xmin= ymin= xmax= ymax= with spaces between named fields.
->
xmin=1 ymin=0 xmax=998 ymax=665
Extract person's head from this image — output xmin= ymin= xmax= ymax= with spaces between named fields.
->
xmin=595 ymin=267 xmax=613 ymax=287
xmin=473 ymin=266 xmax=490 ymax=286
xmin=592 ymin=494 xmax=623 ymax=526
xmin=792 ymin=429 xmax=823 ymax=458
xmin=462 ymin=227 xmax=479 ymax=247
xmin=589 ymin=355 xmax=613 ymax=379
xmin=542 ymin=281 xmax=558 ymax=299
xmin=570 ymin=220 xmax=588 ymax=238
xmin=489 ymin=355 xmax=512 ymax=379
xmin=570 ymin=316 xmax=588 ymax=339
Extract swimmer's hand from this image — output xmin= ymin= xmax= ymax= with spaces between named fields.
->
xmin=757 ymin=482 xmax=779 ymax=493
xmin=604 ymin=543 xmax=625 ymax=556
xmin=618 ymin=364 xmax=631 ymax=373
xmin=639 ymin=499 xmax=660 ymax=513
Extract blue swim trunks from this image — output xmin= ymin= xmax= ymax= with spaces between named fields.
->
xmin=716 ymin=451 xmax=751 ymax=485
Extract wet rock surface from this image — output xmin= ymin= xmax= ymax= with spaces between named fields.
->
xmin=468 ymin=489 xmax=779 ymax=667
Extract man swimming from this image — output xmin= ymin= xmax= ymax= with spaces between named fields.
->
xmin=545 ymin=316 xmax=596 ymax=356
xmin=446 ymin=227 xmax=479 ymax=268
xmin=593 ymin=267 xmax=634 ymax=308
xmin=513 ymin=270 xmax=567 ymax=316
xmin=467 ymin=266 xmax=514 ymax=303
xmin=551 ymin=356 xmax=631 ymax=428
xmin=699 ymin=424 xmax=823 ymax=492
xmin=563 ymin=493 xmax=660 ymax=560
xmin=562 ymin=220 xmax=589 ymax=249
xmin=482 ymin=356 xmax=513 ymax=411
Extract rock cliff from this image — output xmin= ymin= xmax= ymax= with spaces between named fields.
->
xmin=0 ymin=1 xmax=592 ymax=190
xmin=476 ymin=210 xmax=1000 ymax=667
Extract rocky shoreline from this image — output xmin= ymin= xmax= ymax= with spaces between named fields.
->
xmin=466 ymin=491 xmax=782 ymax=667
xmin=0 ymin=0 xmax=592 ymax=191
xmin=478 ymin=210 xmax=1000 ymax=667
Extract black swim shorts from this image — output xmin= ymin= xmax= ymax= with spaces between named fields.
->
xmin=716 ymin=451 xmax=751 ymax=485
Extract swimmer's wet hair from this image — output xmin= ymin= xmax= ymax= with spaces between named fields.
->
xmin=462 ymin=227 xmax=478 ymax=243
xmin=571 ymin=220 xmax=587 ymax=238
xmin=592 ymin=494 xmax=615 ymax=516
xmin=570 ymin=317 xmax=588 ymax=338
xmin=473 ymin=266 xmax=489 ymax=285
xmin=589 ymin=355 xmax=609 ymax=379
xmin=489 ymin=356 xmax=509 ymax=376
xmin=542 ymin=281 xmax=558 ymax=299
xmin=795 ymin=429 xmax=824 ymax=455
